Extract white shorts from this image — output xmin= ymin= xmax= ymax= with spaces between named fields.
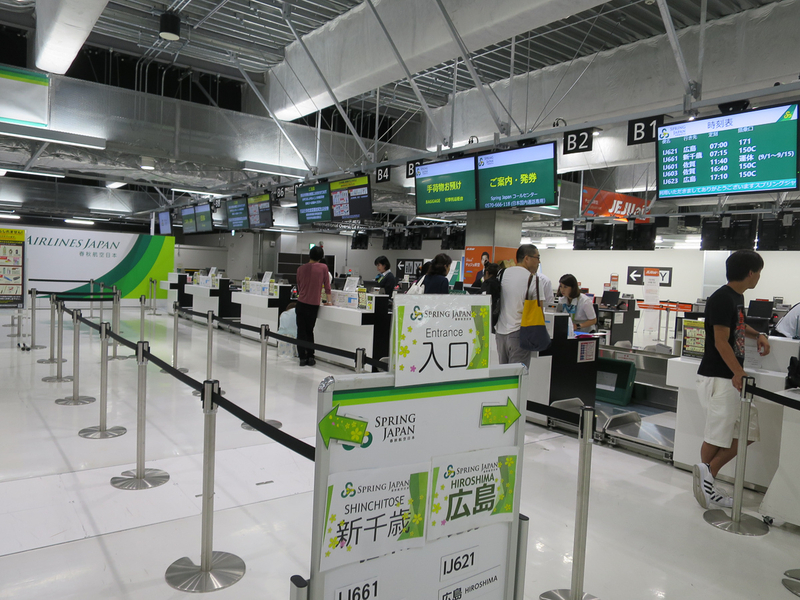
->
xmin=696 ymin=375 xmax=760 ymax=448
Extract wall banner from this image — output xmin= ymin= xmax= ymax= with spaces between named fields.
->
xmin=0 ymin=66 xmax=49 ymax=127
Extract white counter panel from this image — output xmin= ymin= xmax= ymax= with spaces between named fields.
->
xmin=231 ymin=292 xmax=280 ymax=342
xmin=185 ymin=285 xmax=219 ymax=324
xmin=760 ymin=388 xmax=800 ymax=525
xmin=313 ymin=304 xmax=376 ymax=368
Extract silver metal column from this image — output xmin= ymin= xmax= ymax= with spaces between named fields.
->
xmin=703 ymin=377 xmax=769 ymax=536
xmin=541 ymin=407 xmax=599 ymax=600
xmin=193 ymin=311 xmax=223 ymax=396
xmin=514 ymin=514 xmax=529 ymax=600
xmin=150 ymin=278 xmax=161 ymax=315
xmin=139 ymin=294 xmax=147 ymax=342
xmin=242 ymin=324 xmax=282 ymax=431
xmin=162 ymin=302 xmax=188 ymax=374
xmin=56 ymin=309 xmax=95 ymax=405
xmin=111 ymin=287 xmax=120 ymax=360
xmin=38 ymin=296 xmax=62 ymax=363
xmin=80 ymin=322 xmax=127 ymax=439
xmin=355 ymin=347 xmax=365 ymax=373
xmin=99 ymin=283 xmax=105 ymax=326
xmin=110 ymin=341 xmax=170 ymax=490
xmin=28 ymin=289 xmax=45 ymax=349
xmin=42 ymin=302 xmax=73 ymax=382
xmin=6 ymin=311 xmax=21 ymax=338
xmin=89 ymin=279 xmax=95 ymax=319
xmin=165 ymin=380 xmax=246 ymax=592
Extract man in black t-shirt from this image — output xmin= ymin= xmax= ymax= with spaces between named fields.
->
xmin=692 ymin=250 xmax=771 ymax=509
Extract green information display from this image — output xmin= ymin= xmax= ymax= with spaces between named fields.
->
xmin=180 ymin=206 xmax=196 ymax=234
xmin=477 ymin=142 xmax=557 ymax=209
xmin=414 ymin=157 xmax=477 ymax=214
xmin=297 ymin=183 xmax=332 ymax=224
xmin=657 ymin=104 xmax=798 ymax=198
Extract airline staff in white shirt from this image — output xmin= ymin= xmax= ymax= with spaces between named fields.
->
xmin=557 ymin=274 xmax=597 ymax=333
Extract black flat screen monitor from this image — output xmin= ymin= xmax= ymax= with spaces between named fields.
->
xmin=601 ymin=291 xmax=620 ymax=307
xmin=476 ymin=142 xmax=558 ymax=209
xmin=329 ymin=175 xmax=372 ymax=221
xmin=181 ymin=206 xmax=197 ymax=234
xmin=297 ymin=183 xmax=332 ymax=224
xmin=225 ymin=198 xmax=250 ymax=230
xmin=247 ymin=193 xmax=273 ymax=228
xmin=414 ymin=156 xmax=477 ymax=214
xmin=657 ymin=103 xmax=799 ymax=199
xmin=195 ymin=203 xmax=213 ymax=233
xmin=748 ymin=300 xmax=774 ymax=319
xmin=158 ymin=211 xmax=172 ymax=235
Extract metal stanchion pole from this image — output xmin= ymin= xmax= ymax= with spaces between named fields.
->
xmin=7 ymin=311 xmax=21 ymax=338
xmin=29 ymin=289 xmax=44 ymax=349
xmin=38 ymin=296 xmax=61 ymax=364
xmin=514 ymin=514 xmax=530 ymax=600
xmin=166 ymin=380 xmax=246 ymax=592
xmin=110 ymin=341 xmax=170 ymax=490
xmin=43 ymin=302 xmax=73 ymax=383
xmin=243 ymin=324 xmax=282 ymax=431
xmin=99 ymin=283 xmax=105 ymax=326
xmin=289 ymin=575 xmax=309 ymax=600
xmin=355 ymin=347 xmax=365 ymax=373
xmin=703 ymin=376 xmax=769 ymax=536
xmin=150 ymin=278 xmax=161 ymax=316
xmin=80 ymin=322 xmax=126 ymax=439
xmin=56 ymin=309 xmax=95 ymax=405
xmin=111 ymin=287 xmax=120 ymax=359
xmin=139 ymin=294 xmax=147 ymax=342
xmin=162 ymin=302 xmax=188 ymax=374
xmin=541 ymin=407 xmax=599 ymax=600
xmin=193 ymin=311 xmax=224 ymax=396
xmin=89 ymin=279 xmax=95 ymax=319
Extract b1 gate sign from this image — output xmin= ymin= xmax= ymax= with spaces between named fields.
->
xmin=627 ymin=266 xmax=672 ymax=287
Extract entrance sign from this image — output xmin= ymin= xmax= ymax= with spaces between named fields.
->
xmin=393 ymin=295 xmax=491 ymax=387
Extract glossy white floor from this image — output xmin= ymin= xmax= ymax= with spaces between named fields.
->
xmin=1 ymin=304 xmax=798 ymax=600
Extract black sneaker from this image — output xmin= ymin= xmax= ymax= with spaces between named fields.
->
xmin=307 ymin=357 xmax=316 ymax=366
xmin=299 ymin=359 xmax=308 ymax=366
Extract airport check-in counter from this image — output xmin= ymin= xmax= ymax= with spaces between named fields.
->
xmin=160 ymin=272 xmax=192 ymax=314
xmin=231 ymin=284 xmax=292 ymax=343
xmin=184 ymin=278 xmax=241 ymax=324
xmin=667 ymin=336 xmax=800 ymax=490
xmin=596 ymin=300 xmax=639 ymax=345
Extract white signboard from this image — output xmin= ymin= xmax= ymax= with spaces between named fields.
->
xmin=393 ymin=295 xmax=491 ymax=387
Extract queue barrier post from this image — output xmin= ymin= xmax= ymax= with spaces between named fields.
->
xmin=28 ymin=288 xmax=45 ymax=350
xmin=110 ymin=340 xmax=170 ymax=490
xmin=514 ymin=514 xmax=530 ymax=600
xmin=162 ymin=302 xmax=188 ymax=374
xmin=242 ymin=324 xmax=282 ymax=431
xmin=150 ymin=278 xmax=162 ymax=316
xmin=111 ymin=287 xmax=120 ymax=360
xmin=55 ymin=309 xmax=95 ymax=405
xmin=193 ymin=310 xmax=224 ymax=397
xmin=99 ymin=282 xmax=105 ymax=326
xmin=42 ymin=301 xmax=73 ymax=383
xmin=540 ymin=407 xmax=600 ymax=600
xmin=139 ymin=295 xmax=147 ymax=342
xmin=6 ymin=310 xmax=22 ymax=338
xmin=37 ymin=295 xmax=63 ymax=364
xmin=80 ymin=322 xmax=127 ymax=439
xmin=355 ymin=347 xmax=365 ymax=373
xmin=89 ymin=279 xmax=95 ymax=319
xmin=165 ymin=379 xmax=246 ymax=592
xmin=702 ymin=376 xmax=769 ymax=536
xmin=289 ymin=575 xmax=309 ymax=600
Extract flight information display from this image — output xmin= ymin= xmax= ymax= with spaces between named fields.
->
xmin=657 ymin=104 xmax=798 ymax=198
xmin=297 ymin=183 xmax=331 ymax=224
xmin=477 ymin=142 xmax=557 ymax=209
xmin=226 ymin=198 xmax=250 ymax=230
xmin=246 ymin=193 xmax=273 ymax=228
xmin=181 ymin=206 xmax=196 ymax=234
xmin=195 ymin=203 xmax=213 ymax=233
xmin=414 ymin=157 xmax=477 ymax=214
xmin=329 ymin=175 xmax=372 ymax=221
xmin=158 ymin=211 xmax=172 ymax=235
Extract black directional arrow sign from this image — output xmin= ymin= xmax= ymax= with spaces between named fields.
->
xmin=627 ymin=266 xmax=673 ymax=287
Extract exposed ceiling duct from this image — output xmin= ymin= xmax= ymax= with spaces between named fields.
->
xmin=34 ymin=0 xmax=110 ymax=74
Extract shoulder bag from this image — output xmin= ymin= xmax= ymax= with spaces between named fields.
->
xmin=519 ymin=274 xmax=552 ymax=352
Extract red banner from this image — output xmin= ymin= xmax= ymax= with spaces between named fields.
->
xmin=581 ymin=186 xmax=648 ymax=219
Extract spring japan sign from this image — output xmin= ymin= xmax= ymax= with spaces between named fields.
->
xmin=393 ymin=295 xmax=491 ymax=387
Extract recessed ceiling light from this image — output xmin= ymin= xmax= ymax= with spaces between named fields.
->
xmin=140 ymin=157 xmax=155 ymax=170
xmin=2 ymin=168 xmax=65 ymax=178
xmin=65 ymin=219 xmax=94 ymax=225
xmin=0 ymin=214 xmax=20 ymax=220
xmin=106 ymin=181 xmax=126 ymax=189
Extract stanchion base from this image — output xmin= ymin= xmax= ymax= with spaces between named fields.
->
xmin=29 ymin=344 xmax=46 ymax=350
xmin=165 ymin=551 xmax=246 ymax=592
xmin=79 ymin=425 xmax=127 ymax=439
xmin=540 ymin=589 xmax=599 ymax=600
xmin=37 ymin=358 xmax=66 ymax=364
xmin=193 ymin=389 xmax=225 ymax=397
xmin=242 ymin=419 xmax=283 ymax=431
xmin=110 ymin=468 xmax=170 ymax=490
xmin=109 ymin=355 xmax=135 ymax=361
xmin=786 ymin=569 xmax=800 ymax=580
xmin=161 ymin=367 xmax=189 ymax=374
xmin=56 ymin=395 xmax=95 ymax=405
xmin=784 ymin=579 xmax=800 ymax=598
xmin=7 ymin=333 xmax=22 ymax=338
xmin=702 ymin=509 xmax=770 ymax=536
xmin=42 ymin=375 xmax=74 ymax=382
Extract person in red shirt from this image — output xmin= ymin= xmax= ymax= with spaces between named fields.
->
xmin=295 ymin=246 xmax=332 ymax=366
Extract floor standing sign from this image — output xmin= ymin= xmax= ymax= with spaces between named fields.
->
xmin=0 ymin=228 xmax=25 ymax=308
xmin=310 ymin=295 xmax=527 ymax=600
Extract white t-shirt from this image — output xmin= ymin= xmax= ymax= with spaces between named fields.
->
xmin=558 ymin=294 xmax=596 ymax=332
xmin=496 ymin=266 xmax=554 ymax=335
xmin=775 ymin=303 xmax=800 ymax=338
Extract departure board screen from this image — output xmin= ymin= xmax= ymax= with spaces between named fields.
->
xmin=414 ymin=157 xmax=477 ymax=214
xmin=476 ymin=142 xmax=557 ymax=209
xmin=195 ymin=203 xmax=213 ymax=233
xmin=181 ymin=206 xmax=196 ymax=234
xmin=657 ymin=104 xmax=798 ymax=198
xmin=158 ymin=211 xmax=172 ymax=235
xmin=329 ymin=176 xmax=372 ymax=221
xmin=225 ymin=198 xmax=250 ymax=230
xmin=246 ymin=193 xmax=273 ymax=228
xmin=297 ymin=183 xmax=331 ymax=224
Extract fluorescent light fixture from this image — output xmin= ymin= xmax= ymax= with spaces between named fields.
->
xmin=72 ymin=216 xmax=109 ymax=222
xmin=140 ymin=156 xmax=155 ymax=170
xmin=522 ymin=207 xmax=560 ymax=217
xmin=241 ymin=160 xmax=307 ymax=179
xmin=106 ymin=181 xmax=126 ymax=189
xmin=65 ymin=219 xmax=94 ymax=225
xmin=593 ymin=129 xmax=601 ymax=137
xmin=171 ymin=188 xmax=229 ymax=198
xmin=90 ymin=207 xmax=130 ymax=214
xmin=2 ymin=168 xmax=65 ymax=179
xmin=411 ymin=216 xmax=452 ymax=223
xmin=281 ymin=202 xmax=298 ymax=208
xmin=262 ymin=227 xmax=299 ymax=234
xmin=615 ymin=187 xmax=649 ymax=194
xmin=0 ymin=121 xmax=106 ymax=150
xmin=0 ymin=214 xmax=20 ymax=220
xmin=542 ymin=237 xmax=568 ymax=244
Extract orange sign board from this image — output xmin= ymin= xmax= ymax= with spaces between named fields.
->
xmin=581 ymin=186 xmax=648 ymax=219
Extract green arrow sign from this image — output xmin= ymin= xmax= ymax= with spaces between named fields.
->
xmin=480 ymin=397 xmax=521 ymax=432
xmin=319 ymin=405 xmax=368 ymax=448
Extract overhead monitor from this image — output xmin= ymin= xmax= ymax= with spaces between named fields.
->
xmin=297 ymin=183 xmax=332 ymax=224
xmin=181 ymin=206 xmax=197 ymax=234
xmin=195 ymin=202 xmax=213 ymax=233
xmin=657 ymin=103 xmax=799 ymax=199
xmin=247 ymin=192 xmax=273 ymax=228
xmin=476 ymin=142 xmax=558 ymax=209
xmin=414 ymin=156 xmax=477 ymax=214
xmin=329 ymin=175 xmax=372 ymax=221
xmin=157 ymin=211 xmax=172 ymax=235
xmin=225 ymin=198 xmax=250 ymax=230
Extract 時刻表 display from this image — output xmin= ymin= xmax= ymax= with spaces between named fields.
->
xmin=329 ymin=176 xmax=372 ymax=221
xmin=657 ymin=104 xmax=798 ymax=198
xmin=195 ymin=203 xmax=213 ymax=233
xmin=415 ymin=157 xmax=477 ymax=214
xmin=477 ymin=142 xmax=557 ymax=209
xmin=181 ymin=206 xmax=197 ymax=234
xmin=226 ymin=198 xmax=250 ymax=230
xmin=297 ymin=183 xmax=332 ymax=224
